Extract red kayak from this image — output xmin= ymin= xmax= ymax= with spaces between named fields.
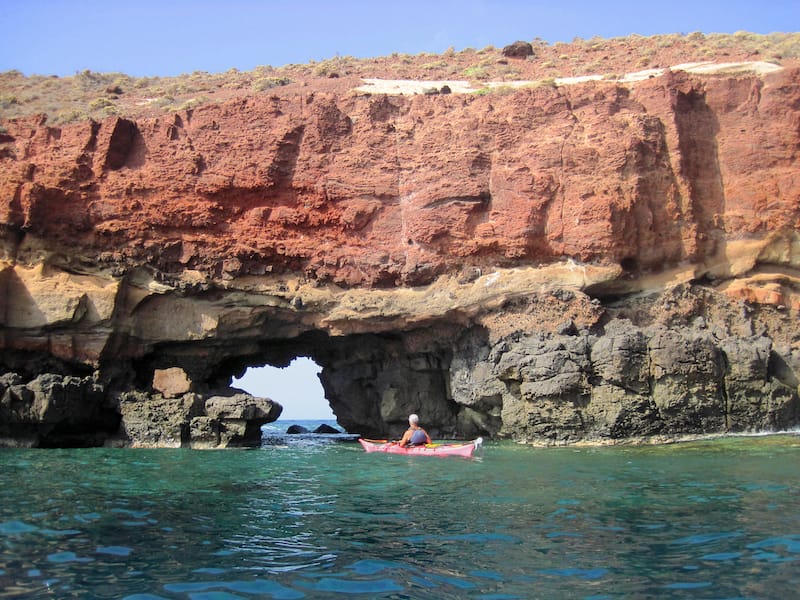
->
xmin=358 ymin=437 xmax=483 ymax=458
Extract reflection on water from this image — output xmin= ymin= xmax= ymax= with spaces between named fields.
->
xmin=1 ymin=433 xmax=799 ymax=598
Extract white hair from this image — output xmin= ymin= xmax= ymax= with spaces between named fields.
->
xmin=408 ymin=414 xmax=419 ymax=425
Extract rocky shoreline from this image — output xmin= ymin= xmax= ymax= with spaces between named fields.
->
xmin=0 ymin=280 xmax=796 ymax=448
xmin=459 ymin=293 xmax=797 ymax=444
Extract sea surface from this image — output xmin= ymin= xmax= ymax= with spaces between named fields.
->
xmin=1 ymin=420 xmax=799 ymax=599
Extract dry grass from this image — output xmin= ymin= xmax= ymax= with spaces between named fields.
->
xmin=0 ymin=32 xmax=798 ymax=125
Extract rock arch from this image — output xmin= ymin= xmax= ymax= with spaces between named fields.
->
xmin=2 ymin=264 xmax=797 ymax=448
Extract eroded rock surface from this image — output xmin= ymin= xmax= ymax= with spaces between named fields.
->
xmin=0 ymin=62 xmax=798 ymax=446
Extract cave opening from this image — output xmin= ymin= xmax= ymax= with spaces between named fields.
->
xmin=232 ymin=356 xmax=336 ymax=422
xmin=201 ymin=326 xmax=484 ymax=441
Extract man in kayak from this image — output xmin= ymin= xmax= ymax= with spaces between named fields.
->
xmin=398 ymin=414 xmax=432 ymax=447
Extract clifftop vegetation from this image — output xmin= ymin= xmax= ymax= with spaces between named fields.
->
xmin=1 ymin=31 xmax=798 ymax=125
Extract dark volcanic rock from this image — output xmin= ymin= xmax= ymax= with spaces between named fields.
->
xmin=313 ymin=424 xmax=341 ymax=434
xmin=441 ymin=294 xmax=800 ymax=444
xmin=502 ymin=40 xmax=535 ymax=58
xmin=0 ymin=373 xmax=118 ymax=447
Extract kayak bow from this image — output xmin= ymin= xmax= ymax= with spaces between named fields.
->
xmin=358 ymin=437 xmax=483 ymax=458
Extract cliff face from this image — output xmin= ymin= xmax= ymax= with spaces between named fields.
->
xmin=0 ymin=61 xmax=798 ymax=446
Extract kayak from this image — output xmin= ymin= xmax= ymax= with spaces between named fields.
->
xmin=358 ymin=437 xmax=483 ymax=458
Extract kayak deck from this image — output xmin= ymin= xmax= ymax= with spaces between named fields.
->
xmin=358 ymin=437 xmax=483 ymax=458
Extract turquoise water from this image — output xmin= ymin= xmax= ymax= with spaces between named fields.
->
xmin=1 ymin=423 xmax=799 ymax=599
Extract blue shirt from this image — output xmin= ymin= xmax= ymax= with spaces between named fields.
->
xmin=409 ymin=429 xmax=428 ymax=445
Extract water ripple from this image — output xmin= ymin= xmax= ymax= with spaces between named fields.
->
xmin=670 ymin=531 xmax=743 ymax=545
xmin=96 ymin=545 xmax=133 ymax=556
xmin=663 ymin=581 xmax=713 ymax=589
xmin=747 ymin=535 xmax=800 ymax=553
xmin=538 ymin=567 xmax=608 ymax=580
xmin=297 ymin=576 xmax=403 ymax=593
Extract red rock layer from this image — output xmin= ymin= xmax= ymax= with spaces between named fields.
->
xmin=1 ymin=68 xmax=798 ymax=288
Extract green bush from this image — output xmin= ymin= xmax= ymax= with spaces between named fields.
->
xmin=174 ymin=95 xmax=209 ymax=111
xmin=0 ymin=94 xmax=20 ymax=108
xmin=313 ymin=60 xmax=339 ymax=77
xmin=89 ymin=97 xmax=114 ymax=110
xmin=420 ymin=60 xmax=448 ymax=70
xmin=462 ymin=66 xmax=489 ymax=80
xmin=52 ymin=109 xmax=88 ymax=124
xmin=490 ymin=85 xmax=518 ymax=96
xmin=253 ymin=76 xmax=292 ymax=91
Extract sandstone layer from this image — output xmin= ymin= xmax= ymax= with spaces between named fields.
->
xmin=0 ymin=56 xmax=798 ymax=447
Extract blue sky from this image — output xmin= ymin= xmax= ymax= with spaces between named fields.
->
xmin=233 ymin=358 xmax=334 ymax=421
xmin=2 ymin=1 xmax=797 ymax=419
xmin=1 ymin=0 xmax=798 ymax=77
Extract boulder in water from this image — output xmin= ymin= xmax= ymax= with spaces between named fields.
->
xmin=286 ymin=424 xmax=309 ymax=434
xmin=313 ymin=424 xmax=341 ymax=434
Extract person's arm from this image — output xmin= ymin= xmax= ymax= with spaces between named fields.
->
xmin=423 ymin=429 xmax=432 ymax=444
xmin=398 ymin=430 xmax=411 ymax=447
